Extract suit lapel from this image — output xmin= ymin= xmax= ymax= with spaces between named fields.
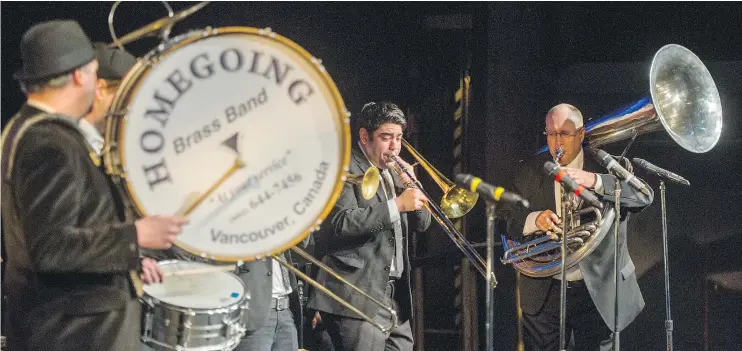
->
xmin=538 ymin=154 xmax=558 ymax=212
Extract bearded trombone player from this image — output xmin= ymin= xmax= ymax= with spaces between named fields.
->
xmin=308 ymin=101 xmax=431 ymax=351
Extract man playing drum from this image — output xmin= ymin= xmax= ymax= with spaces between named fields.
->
xmin=1 ymin=20 xmax=188 ymax=351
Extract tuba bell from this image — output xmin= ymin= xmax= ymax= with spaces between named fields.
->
xmin=505 ymin=44 xmax=723 ymax=277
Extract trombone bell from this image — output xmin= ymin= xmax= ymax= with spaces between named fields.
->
xmin=344 ymin=167 xmax=380 ymax=200
xmin=441 ymin=186 xmax=480 ymax=219
xmin=400 ymin=139 xmax=479 ymax=219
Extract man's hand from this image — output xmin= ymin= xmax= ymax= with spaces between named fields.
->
xmin=312 ymin=311 xmax=322 ymax=329
xmin=535 ymin=210 xmax=562 ymax=233
xmin=140 ymin=257 xmax=164 ymax=284
xmin=387 ymin=156 xmax=416 ymax=185
xmin=135 ymin=215 xmax=190 ymax=249
xmin=562 ymin=167 xmax=598 ymax=189
xmin=395 ymin=188 xmax=428 ymax=212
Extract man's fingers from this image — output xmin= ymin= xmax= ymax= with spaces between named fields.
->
xmin=141 ymin=268 xmax=153 ymax=284
xmin=153 ymin=265 xmax=164 ymax=283
xmin=171 ymin=216 xmax=190 ymax=225
xmin=549 ymin=213 xmax=561 ymax=224
xmin=168 ymin=224 xmax=183 ymax=235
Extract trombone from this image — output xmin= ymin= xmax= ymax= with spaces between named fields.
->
xmin=387 ymin=139 xmax=497 ymax=287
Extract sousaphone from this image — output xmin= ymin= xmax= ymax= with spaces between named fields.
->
xmin=503 ymin=44 xmax=723 ymax=277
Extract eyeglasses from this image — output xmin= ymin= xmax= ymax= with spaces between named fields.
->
xmin=543 ymin=127 xmax=583 ymax=139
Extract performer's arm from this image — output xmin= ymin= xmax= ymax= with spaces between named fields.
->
xmin=595 ymin=174 xmax=654 ymax=210
xmin=563 ymin=167 xmax=654 ymax=210
xmin=14 ymin=126 xmax=139 ymax=274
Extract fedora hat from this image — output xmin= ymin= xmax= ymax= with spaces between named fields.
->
xmin=14 ymin=20 xmax=95 ymax=82
xmin=93 ymin=42 xmax=137 ymax=81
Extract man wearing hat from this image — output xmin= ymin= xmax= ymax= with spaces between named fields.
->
xmin=79 ymin=42 xmax=137 ymax=155
xmin=1 ymin=20 xmax=188 ymax=351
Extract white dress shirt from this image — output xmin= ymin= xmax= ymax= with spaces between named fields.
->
xmin=77 ymin=119 xmax=105 ymax=156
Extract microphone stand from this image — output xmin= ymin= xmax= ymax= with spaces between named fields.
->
xmin=486 ymin=201 xmax=497 ymax=351
xmin=659 ymin=181 xmax=674 ymax=351
xmin=558 ymin=188 xmax=569 ymax=351
xmin=611 ymin=177 xmax=621 ymax=351
xmin=297 ymin=277 xmax=305 ymax=349
xmin=609 ymin=132 xmax=638 ymax=351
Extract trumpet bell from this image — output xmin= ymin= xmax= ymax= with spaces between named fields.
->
xmin=441 ymin=186 xmax=479 ymax=219
xmin=345 ymin=167 xmax=380 ymax=200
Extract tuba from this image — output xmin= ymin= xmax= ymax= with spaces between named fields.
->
xmin=504 ymin=44 xmax=723 ymax=277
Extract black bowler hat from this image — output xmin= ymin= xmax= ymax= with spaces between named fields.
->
xmin=14 ymin=20 xmax=95 ymax=82
xmin=93 ymin=42 xmax=137 ymax=81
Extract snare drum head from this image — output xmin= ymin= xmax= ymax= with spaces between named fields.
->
xmin=107 ymin=27 xmax=350 ymax=261
xmin=143 ymin=260 xmax=245 ymax=309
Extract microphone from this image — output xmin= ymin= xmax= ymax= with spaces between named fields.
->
xmin=454 ymin=173 xmax=530 ymax=209
xmin=590 ymin=148 xmax=652 ymax=197
xmin=632 ymin=158 xmax=690 ymax=186
xmin=542 ymin=161 xmax=604 ymax=209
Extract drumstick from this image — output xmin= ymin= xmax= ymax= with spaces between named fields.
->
xmin=163 ymin=264 xmax=237 ymax=277
xmin=175 ymin=158 xmax=245 ymax=216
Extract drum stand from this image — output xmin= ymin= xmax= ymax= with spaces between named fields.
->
xmin=296 ymin=262 xmax=312 ymax=350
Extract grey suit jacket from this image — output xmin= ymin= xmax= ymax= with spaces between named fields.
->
xmin=307 ymin=147 xmax=431 ymax=322
xmin=500 ymin=151 xmax=654 ymax=332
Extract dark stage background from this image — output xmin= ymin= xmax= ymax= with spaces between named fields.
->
xmin=2 ymin=2 xmax=741 ymax=350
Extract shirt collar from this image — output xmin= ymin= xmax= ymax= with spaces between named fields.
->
xmin=357 ymin=141 xmax=382 ymax=169
xmin=565 ymin=149 xmax=584 ymax=170
xmin=26 ymin=98 xmax=83 ymax=126
xmin=26 ymin=99 xmax=57 ymax=114
xmin=77 ymin=118 xmax=105 ymax=155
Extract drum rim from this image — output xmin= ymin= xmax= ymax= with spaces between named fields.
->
xmin=104 ymin=27 xmax=351 ymax=263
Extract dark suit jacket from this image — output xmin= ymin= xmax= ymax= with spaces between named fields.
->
xmin=499 ymin=149 xmax=654 ymax=332
xmin=1 ymin=104 xmax=141 ymax=351
xmin=307 ymin=147 xmax=432 ymax=322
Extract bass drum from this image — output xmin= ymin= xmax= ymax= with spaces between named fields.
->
xmin=104 ymin=27 xmax=351 ymax=262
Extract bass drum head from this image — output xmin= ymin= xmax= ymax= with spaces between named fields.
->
xmin=143 ymin=260 xmax=245 ymax=310
xmin=106 ymin=27 xmax=350 ymax=262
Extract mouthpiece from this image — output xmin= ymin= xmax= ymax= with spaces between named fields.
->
xmin=555 ymin=146 xmax=565 ymax=163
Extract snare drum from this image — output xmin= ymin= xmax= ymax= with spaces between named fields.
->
xmin=141 ymin=260 xmax=247 ymax=351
